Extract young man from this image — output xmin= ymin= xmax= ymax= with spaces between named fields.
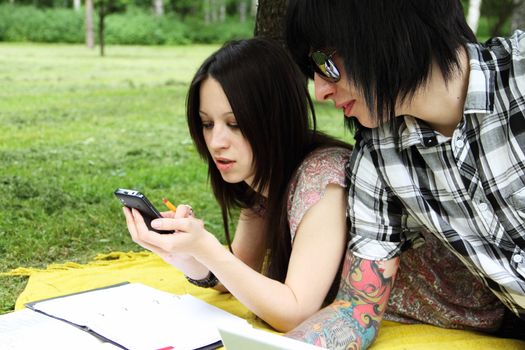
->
xmin=285 ymin=0 xmax=525 ymax=349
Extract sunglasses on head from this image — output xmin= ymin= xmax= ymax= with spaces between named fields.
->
xmin=309 ymin=50 xmax=341 ymax=82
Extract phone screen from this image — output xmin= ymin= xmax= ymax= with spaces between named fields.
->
xmin=114 ymin=188 xmax=173 ymax=234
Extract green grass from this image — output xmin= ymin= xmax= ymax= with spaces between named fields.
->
xmin=0 ymin=43 xmax=350 ymax=314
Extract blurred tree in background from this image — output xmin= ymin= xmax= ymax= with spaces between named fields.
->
xmin=511 ymin=0 xmax=525 ymax=31
xmin=0 ymin=0 xmax=258 ymax=46
xmin=95 ymin=0 xmax=127 ymax=55
xmin=0 ymin=0 xmax=523 ymax=47
xmin=480 ymin=0 xmax=524 ymax=36
xmin=0 ymin=0 xmax=257 ymax=20
xmin=467 ymin=0 xmax=482 ymax=33
xmin=463 ymin=0 xmax=524 ymax=38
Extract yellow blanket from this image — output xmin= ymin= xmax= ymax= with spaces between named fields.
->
xmin=5 ymin=251 xmax=525 ymax=350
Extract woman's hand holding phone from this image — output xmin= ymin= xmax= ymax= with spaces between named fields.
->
xmin=146 ymin=205 xmax=218 ymax=260
xmin=123 ymin=203 xmax=213 ymax=279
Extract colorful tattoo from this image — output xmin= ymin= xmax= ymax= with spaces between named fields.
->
xmin=286 ymin=253 xmax=398 ymax=350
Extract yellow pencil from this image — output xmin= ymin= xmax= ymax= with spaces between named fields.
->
xmin=162 ymin=198 xmax=177 ymax=212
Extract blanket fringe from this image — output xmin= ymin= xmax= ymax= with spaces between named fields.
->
xmin=1 ymin=251 xmax=154 ymax=277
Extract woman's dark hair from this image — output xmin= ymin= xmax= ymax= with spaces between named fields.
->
xmin=286 ymin=0 xmax=477 ymax=127
xmin=187 ymin=37 xmax=350 ymax=295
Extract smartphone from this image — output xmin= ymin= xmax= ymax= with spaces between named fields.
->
xmin=114 ymin=188 xmax=174 ymax=234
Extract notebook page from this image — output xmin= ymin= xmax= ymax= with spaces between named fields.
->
xmin=0 ymin=308 xmax=120 ymax=350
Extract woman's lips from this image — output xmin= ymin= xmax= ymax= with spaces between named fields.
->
xmin=215 ymin=158 xmax=235 ymax=171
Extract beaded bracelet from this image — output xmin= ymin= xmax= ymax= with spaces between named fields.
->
xmin=185 ymin=271 xmax=219 ymax=288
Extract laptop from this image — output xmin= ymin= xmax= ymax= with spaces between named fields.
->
xmin=218 ymin=326 xmax=326 ymax=350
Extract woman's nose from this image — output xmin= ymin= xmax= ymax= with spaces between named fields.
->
xmin=209 ymin=126 xmax=229 ymax=149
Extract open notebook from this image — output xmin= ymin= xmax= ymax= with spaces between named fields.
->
xmin=25 ymin=282 xmax=251 ymax=350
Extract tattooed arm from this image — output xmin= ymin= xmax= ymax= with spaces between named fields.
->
xmin=285 ymin=250 xmax=400 ymax=350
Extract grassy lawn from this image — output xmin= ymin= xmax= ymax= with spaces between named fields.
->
xmin=0 ymin=43 xmax=350 ymax=314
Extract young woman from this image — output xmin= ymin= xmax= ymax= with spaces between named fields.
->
xmin=123 ymin=37 xmax=353 ymax=332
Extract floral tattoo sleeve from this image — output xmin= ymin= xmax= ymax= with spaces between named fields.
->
xmin=286 ymin=252 xmax=399 ymax=350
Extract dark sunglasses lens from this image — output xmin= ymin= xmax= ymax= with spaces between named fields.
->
xmin=310 ymin=51 xmax=340 ymax=82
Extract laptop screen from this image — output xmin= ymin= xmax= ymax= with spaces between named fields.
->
xmin=218 ymin=327 xmax=326 ymax=350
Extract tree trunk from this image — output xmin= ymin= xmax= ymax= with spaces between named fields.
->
xmin=251 ymin=0 xmax=257 ymax=17
xmin=239 ymin=0 xmax=247 ymax=23
xmin=219 ymin=0 xmax=226 ymax=22
xmin=211 ymin=0 xmax=218 ymax=23
xmin=511 ymin=0 xmax=525 ymax=32
xmin=153 ymin=0 xmax=164 ymax=16
xmin=85 ymin=0 xmax=95 ymax=49
xmin=204 ymin=0 xmax=210 ymax=24
xmin=490 ymin=1 xmax=515 ymax=36
xmin=254 ymin=0 xmax=287 ymax=45
xmin=98 ymin=2 xmax=105 ymax=57
xmin=73 ymin=0 xmax=81 ymax=11
xmin=467 ymin=0 xmax=482 ymax=34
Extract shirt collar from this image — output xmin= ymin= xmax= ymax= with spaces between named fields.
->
xmin=463 ymin=42 xmax=496 ymax=115
xmin=396 ymin=116 xmax=447 ymax=150
xmin=391 ymin=42 xmax=496 ymax=151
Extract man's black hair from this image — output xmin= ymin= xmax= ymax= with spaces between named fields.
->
xmin=286 ymin=0 xmax=477 ymax=126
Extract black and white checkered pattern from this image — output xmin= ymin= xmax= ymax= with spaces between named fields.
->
xmin=346 ymin=31 xmax=525 ymax=316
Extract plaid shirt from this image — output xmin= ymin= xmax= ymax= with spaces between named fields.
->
xmin=347 ymin=30 xmax=525 ymax=316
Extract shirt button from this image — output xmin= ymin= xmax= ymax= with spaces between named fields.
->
xmin=456 ymin=139 xmax=465 ymax=148
xmin=479 ymin=202 xmax=488 ymax=211
xmin=513 ymin=254 xmax=524 ymax=264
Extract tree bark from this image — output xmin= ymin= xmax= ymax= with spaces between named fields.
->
xmin=74 ymin=0 xmax=81 ymax=11
xmin=85 ymin=0 xmax=95 ymax=49
xmin=254 ymin=0 xmax=287 ymax=45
